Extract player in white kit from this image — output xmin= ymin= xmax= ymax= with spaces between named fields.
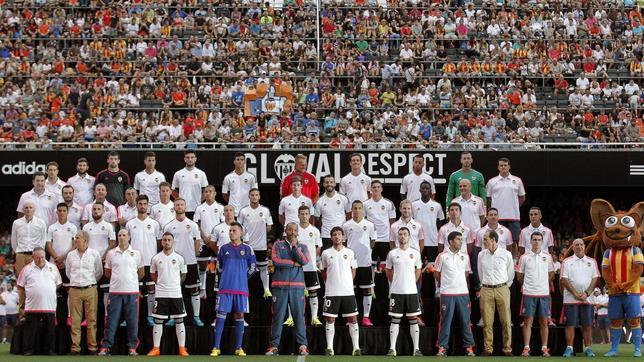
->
xmin=222 ymin=152 xmax=258 ymax=214
xmin=238 ymin=188 xmax=273 ymax=297
xmin=314 ymin=175 xmax=350 ymax=251
xmin=150 ymin=182 xmax=175 ymax=228
xmin=194 ymin=185 xmax=225 ymax=298
xmin=364 ymin=180 xmax=397 ymax=272
xmin=297 ymin=206 xmax=322 ymax=326
xmin=133 ymin=151 xmax=166 ymax=208
xmin=339 ymin=154 xmax=371 ymax=203
xmin=171 ymin=150 xmax=208 ymax=219
xmin=279 ymin=176 xmax=313 ymax=226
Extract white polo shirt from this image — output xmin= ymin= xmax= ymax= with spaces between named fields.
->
xmin=400 ymin=171 xmax=436 ymax=201
xmin=150 ymin=200 xmax=175 ymax=228
xmin=238 ymin=204 xmax=273 ymax=250
xmin=164 ymin=218 xmax=200 ymax=265
xmin=519 ymin=223 xmax=555 ymax=252
xmin=17 ymin=261 xmax=62 ymax=313
xmin=194 ymin=201 xmax=225 ymax=239
xmin=320 ymin=246 xmax=357 ymax=297
xmin=45 ymin=178 xmax=67 ymax=198
xmin=364 ymin=197 xmax=396 ymax=242
xmin=435 ymin=249 xmax=471 ymax=296
xmin=82 ymin=219 xmax=116 ymax=257
xmin=16 ymin=189 xmax=59 ymax=226
xmin=11 ymin=216 xmax=47 ymax=253
xmin=222 ymin=170 xmax=258 ymax=212
xmin=390 ymin=218 xmax=425 ymax=250
xmin=279 ymin=194 xmax=313 ymax=225
xmin=211 ymin=222 xmax=232 ymax=248
xmin=46 ymin=221 xmax=77 ymax=262
xmin=171 ymin=167 xmax=208 ymax=212
xmin=0 ymin=290 xmax=18 ymax=314
xmin=485 ymin=173 xmax=525 ymax=221
xmin=453 ymin=195 xmax=486 ymax=232
xmin=386 ymin=247 xmax=422 ymax=294
xmin=475 ymin=224 xmax=513 ymax=249
xmin=65 ymin=247 xmax=103 ymax=287
xmin=477 ymin=247 xmax=515 ymax=287
xmin=126 ymin=216 xmax=161 ymax=266
xmin=339 ymin=172 xmax=371 ymax=203
xmin=437 ymin=221 xmax=473 ymax=253
xmin=82 ymin=200 xmax=117 ymax=223
xmin=150 ymin=250 xmax=187 ymax=299
xmin=67 ymin=173 xmax=96 ymax=208
xmin=560 ymin=255 xmax=599 ymax=304
xmin=133 ymin=169 xmax=166 ymax=206
xmin=411 ymin=199 xmax=444 ymax=246
xmin=117 ymin=203 xmax=137 ymax=224
xmin=314 ymin=192 xmax=351 ymax=238
xmin=60 ymin=202 xmax=83 ymax=228
xmin=105 ymin=246 xmax=143 ymax=294
xmin=298 ymin=224 xmax=322 ymax=272
xmin=342 ymin=218 xmax=377 ymax=267
xmin=518 ymin=250 xmax=554 ymax=296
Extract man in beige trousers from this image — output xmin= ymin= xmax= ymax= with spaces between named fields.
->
xmin=65 ymin=230 xmax=103 ymax=355
xmin=477 ymin=229 xmax=515 ymax=356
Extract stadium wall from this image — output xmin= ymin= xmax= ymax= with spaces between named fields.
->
xmin=0 ymin=150 xmax=642 ymax=187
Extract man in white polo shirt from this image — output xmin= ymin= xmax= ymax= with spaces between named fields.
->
xmin=314 ymin=175 xmax=351 ymax=251
xmin=45 ymin=161 xmax=67 ymax=198
xmin=517 ymin=232 xmax=554 ymax=357
xmin=11 ymin=202 xmax=47 ymax=276
xmin=17 ymin=172 xmax=58 ymax=227
xmin=279 ymin=176 xmax=313 ymax=226
xmin=453 ymin=179 xmax=486 ymax=233
xmin=477 ymin=229 xmax=515 ymax=356
xmin=126 ymin=195 xmax=162 ymax=326
xmin=320 ymin=227 xmax=360 ymax=356
xmin=519 ymin=207 xmax=555 ymax=255
xmin=342 ymin=200 xmax=377 ymax=326
xmin=434 ymin=231 xmax=475 ymax=357
xmin=66 ymin=158 xmax=95 ymax=209
xmin=17 ymin=247 xmax=61 ymax=356
xmin=412 ymin=181 xmax=444 ymax=263
xmin=390 ymin=199 xmax=425 ymax=252
xmin=560 ymin=238 xmax=600 ymax=357
xmin=171 ymin=150 xmax=208 ymax=219
xmin=60 ymin=185 xmax=83 ymax=228
xmin=475 ymin=208 xmax=513 ymax=254
xmin=117 ymin=187 xmax=138 ymax=227
xmin=133 ymin=151 xmax=166 ymax=207
xmin=81 ymin=183 xmax=117 ymax=227
xmin=485 ymin=157 xmax=525 ymax=243
xmin=400 ymin=154 xmax=436 ymax=202
xmin=364 ymin=180 xmax=396 ymax=271
xmin=437 ymin=203 xmax=473 ymax=254
xmin=385 ymin=227 xmax=423 ymax=357
xmin=339 ymin=153 xmax=371 ymax=203
xmin=99 ymin=229 xmax=144 ymax=356
xmin=222 ymin=152 xmax=258 ymax=214
xmin=238 ymin=188 xmax=273 ymax=297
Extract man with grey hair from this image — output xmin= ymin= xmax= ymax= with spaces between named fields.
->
xmin=65 ymin=230 xmax=103 ymax=355
xmin=17 ymin=247 xmax=62 ymax=355
xmin=11 ymin=201 xmax=47 ymax=276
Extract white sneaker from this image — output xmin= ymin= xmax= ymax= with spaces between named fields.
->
xmin=477 ymin=318 xmax=484 ymax=327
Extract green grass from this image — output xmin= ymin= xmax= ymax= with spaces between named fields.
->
xmin=1 ymin=343 xmax=642 ymax=361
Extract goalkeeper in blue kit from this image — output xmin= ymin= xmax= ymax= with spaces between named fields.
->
xmin=210 ymin=222 xmax=256 ymax=357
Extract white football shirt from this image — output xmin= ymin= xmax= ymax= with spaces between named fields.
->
xmin=314 ymin=192 xmax=350 ymax=238
xmin=400 ymin=172 xmax=436 ymax=201
xmin=320 ymin=246 xmax=357 ymax=296
xmin=411 ymin=199 xmax=444 ymax=246
xmin=193 ymin=201 xmax=225 ymax=239
xmin=238 ymin=204 xmax=273 ymax=250
xmin=164 ymin=218 xmax=201 ymax=265
xmin=298 ymin=224 xmax=322 ymax=271
xmin=126 ymin=216 xmax=162 ymax=266
xmin=386 ymin=247 xmax=422 ymax=294
xmin=133 ymin=169 xmax=166 ymax=206
xmin=46 ymin=221 xmax=77 ymax=263
xmin=82 ymin=220 xmax=115 ymax=257
xmin=150 ymin=251 xmax=187 ymax=298
xmin=364 ymin=197 xmax=396 ymax=242
xmin=279 ymin=194 xmax=313 ymax=225
xmin=222 ymin=171 xmax=258 ymax=212
xmin=150 ymin=201 xmax=175 ymax=228
xmin=339 ymin=172 xmax=371 ymax=203
xmin=342 ymin=218 xmax=376 ymax=267
xmin=171 ymin=167 xmax=208 ymax=212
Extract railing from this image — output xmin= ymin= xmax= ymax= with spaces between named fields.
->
xmin=0 ymin=141 xmax=641 ymax=150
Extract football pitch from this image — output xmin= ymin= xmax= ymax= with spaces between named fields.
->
xmin=1 ymin=344 xmax=642 ymax=361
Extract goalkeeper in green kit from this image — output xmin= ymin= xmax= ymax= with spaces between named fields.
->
xmin=445 ymin=151 xmax=486 ymax=206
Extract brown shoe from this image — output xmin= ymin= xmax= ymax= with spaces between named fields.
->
xmin=482 ymin=350 xmax=493 ymax=356
xmin=504 ymin=351 xmax=514 ymax=357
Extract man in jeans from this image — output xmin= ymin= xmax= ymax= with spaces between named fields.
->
xmin=265 ymin=222 xmax=310 ymax=356
xmin=98 ymin=229 xmax=144 ymax=356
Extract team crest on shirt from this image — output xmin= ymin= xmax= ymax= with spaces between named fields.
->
xmin=49 ymin=266 xmax=53 ymax=272
xmin=259 ymin=212 xmax=264 ymax=217
xmin=304 ymin=179 xmax=309 ymax=184
xmin=101 ymin=226 xmax=105 ymax=230
xmin=461 ymin=255 xmax=464 ymax=261
xmin=343 ymin=254 xmax=348 ymax=259
xmin=336 ymin=200 xmax=341 ymax=205
xmin=244 ymin=178 xmax=248 ymax=183
xmin=309 ymin=232 xmax=313 ymax=237
xmin=155 ymin=178 xmax=159 ymax=182
xmin=86 ymin=179 xmax=91 ymax=184
xmin=499 ymin=229 xmax=503 ymax=234
xmin=512 ymin=179 xmax=516 ymax=183
xmin=363 ymin=226 xmax=367 ymax=231
xmin=67 ymin=227 xmax=71 ymax=232
xmin=118 ymin=176 xmax=123 ymax=182
xmin=542 ymin=256 xmax=546 ymax=261
xmin=130 ymin=251 xmax=134 ymax=256
xmin=409 ymin=254 xmax=414 ymax=259
xmin=194 ymin=174 xmax=199 ymax=179
xmin=360 ymin=179 xmax=364 ymax=184
xmin=47 ymin=195 xmax=52 ymax=200
xmin=472 ymin=201 xmax=477 ymax=205
xmin=147 ymin=224 xmax=152 ymax=229
xmin=186 ymin=224 xmax=191 ymax=229
xmin=412 ymin=224 xmax=416 ymax=229
xmin=172 ymin=259 xmax=176 ymax=264
xmin=396 ymin=255 xmax=400 ymax=259
xmin=381 ymin=205 xmax=385 ymax=210
xmin=587 ymin=262 xmax=591 ymax=267
xmin=430 ymin=207 xmax=434 ymax=211
xmin=240 ymin=250 xmax=246 ymax=256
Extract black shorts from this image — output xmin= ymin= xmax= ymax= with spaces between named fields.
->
xmin=323 ymin=295 xmax=359 ymax=318
xmin=355 ymin=266 xmax=374 ymax=289
xmin=389 ymin=293 xmax=422 ymax=318
xmin=197 ymin=243 xmax=215 ymax=262
xmin=304 ymin=271 xmax=321 ymax=291
xmin=422 ymin=246 xmax=439 ymax=263
xmin=5 ymin=314 xmax=17 ymax=326
xmin=151 ymin=297 xmax=187 ymax=319
xmin=184 ymin=264 xmax=201 ymax=289
xmin=254 ymin=250 xmax=268 ymax=266
xmin=371 ymin=242 xmax=391 ymax=264
xmin=59 ymin=267 xmax=70 ymax=287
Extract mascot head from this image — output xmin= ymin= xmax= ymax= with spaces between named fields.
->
xmin=590 ymin=199 xmax=644 ymax=249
